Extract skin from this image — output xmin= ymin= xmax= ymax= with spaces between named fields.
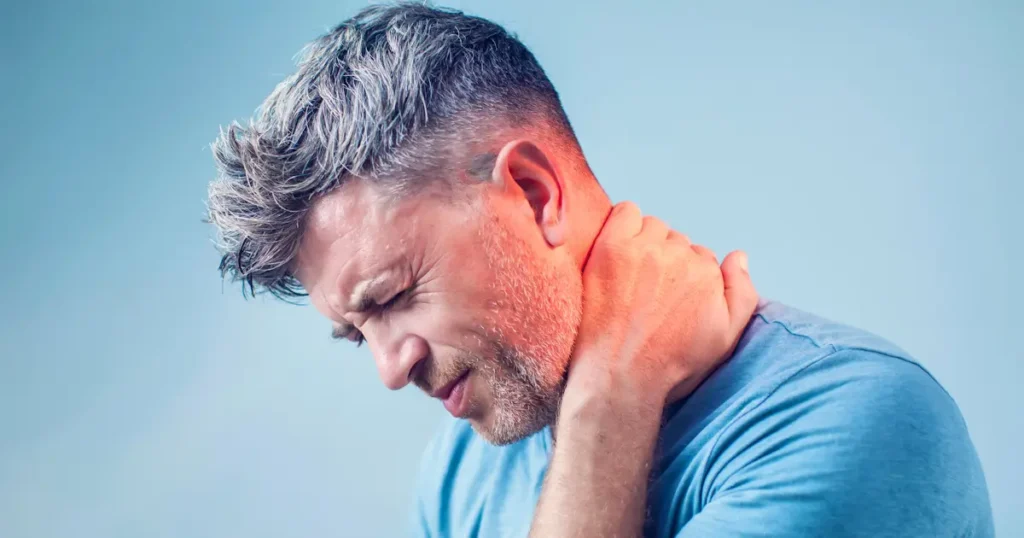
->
xmin=529 ymin=202 xmax=756 ymax=537
xmin=294 ymin=138 xmax=602 ymax=445
xmin=294 ymin=133 xmax=758 ymax=534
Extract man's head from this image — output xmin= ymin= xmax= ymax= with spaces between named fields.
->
xmin=207 ymin=3 xmax=610 ymax=444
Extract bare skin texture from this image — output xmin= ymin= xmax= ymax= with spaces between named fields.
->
xmin=529 ymin=202 xmax=757 ymax=538
xmin=293 ymin=137 xmax=758 ymax=536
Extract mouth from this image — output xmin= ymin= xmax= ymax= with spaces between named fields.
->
xmin=432 ymin=370 xmax=471 ymax=418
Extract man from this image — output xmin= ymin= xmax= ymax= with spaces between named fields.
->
xmin=206 ymin=3 xmax=993 ymax=536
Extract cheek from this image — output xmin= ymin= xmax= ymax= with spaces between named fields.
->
xmin=399 ymin=293 xmax=488 ymax=353
xmin=415 ymin=251 xmax=502 ymax=353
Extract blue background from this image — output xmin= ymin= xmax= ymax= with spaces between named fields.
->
xmin=1 ymin=1 xmax=1020 ymax=536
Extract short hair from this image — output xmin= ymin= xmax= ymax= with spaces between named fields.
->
xmin=207 ymin=2 xmax=580 ymax=299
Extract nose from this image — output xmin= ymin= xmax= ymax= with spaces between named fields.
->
xmin=374 ymin=334 xmax=429 ymax=391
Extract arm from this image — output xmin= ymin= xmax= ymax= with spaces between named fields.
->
xmin=529 ymin=202 xmax=758 ymax=537
xmin=529 ymin=380 xmax=664 ymax=538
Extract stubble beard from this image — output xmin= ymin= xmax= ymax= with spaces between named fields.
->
xmin=467 ymin=215 xmax=582 ymax=446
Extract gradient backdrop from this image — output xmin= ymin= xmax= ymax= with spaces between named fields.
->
xmin=1 ymin=1 xmax=1020 ymax=536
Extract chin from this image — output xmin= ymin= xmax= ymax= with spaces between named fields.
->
xmin=467 ymin=402 xmax=556 ymax=446
xmin=469 ymin=420 xmax=544 ymax=446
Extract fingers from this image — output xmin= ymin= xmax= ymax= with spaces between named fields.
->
xmin=667 ymin=230 xmax=716 ymax=263
xmin=602 ymin=201 xmax=643 ymax=241
xmin=720 ymin=250 xmax=758 ymax=334
xmin=639 ymin=215 xmax=669 ymax=239
xmin=690 ymin=244 xmax=717 ymax=263
xmin=666 ymin=229 xmax=690 ymax=246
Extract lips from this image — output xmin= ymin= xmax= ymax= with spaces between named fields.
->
xmin=430 ymin=371 xmax=467 ymax=400
xmin=433 ymin=371 xmax=470 ymax=418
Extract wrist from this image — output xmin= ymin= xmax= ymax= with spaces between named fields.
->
xmin=563 ymin=361 xmax=671 ymax=408
xmin=559 ymin=367 xmax=665 ymax=430
xmin=552 ymin=371 xmax=664 ymax=483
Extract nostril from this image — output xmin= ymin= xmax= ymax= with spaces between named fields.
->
xmin=408 ymin=359 xmax=424 ymax=386
xmin=402 ymin=336 xmax=430 ymax=383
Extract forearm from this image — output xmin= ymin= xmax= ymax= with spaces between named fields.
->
xmin=529 ymin=383 xmax=664 ymax=538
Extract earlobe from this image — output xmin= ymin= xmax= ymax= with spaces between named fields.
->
xmin=491 ymin=139 xmax=568 ymax=248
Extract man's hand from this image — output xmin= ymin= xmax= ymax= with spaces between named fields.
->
xmin=529 ymin=201 xmax=758 ymax=538
xmin=566 ymin=200 xmax=759 ymax=410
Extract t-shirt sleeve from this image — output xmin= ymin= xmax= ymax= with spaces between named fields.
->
xmin=674 ymin=349 xmax=993 ymax=538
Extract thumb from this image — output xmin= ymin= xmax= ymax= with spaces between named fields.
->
xmin=721 ymin=251 xmax=759 ymax=333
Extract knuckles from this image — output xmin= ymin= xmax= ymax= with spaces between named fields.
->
xmin=572 ymin=204 xmax=745 ymax=400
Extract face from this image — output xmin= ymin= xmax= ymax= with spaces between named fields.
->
xmin=294 ymin=178 xmax=582 ymax=445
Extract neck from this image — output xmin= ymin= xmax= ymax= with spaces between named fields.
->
xmin=565 ymin=190 xmax=722 ymax=412
xmin=570 ymin=184 xmax=614 ymax=272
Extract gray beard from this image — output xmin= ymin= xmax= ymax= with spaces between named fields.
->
xmin=466 ymin=343 xmax=565 ymax=446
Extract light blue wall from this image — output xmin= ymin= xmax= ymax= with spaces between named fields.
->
xmin=1 ymin=1 xmax=1019 ymax=536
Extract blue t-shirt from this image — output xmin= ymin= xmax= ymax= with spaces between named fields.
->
xmin=412 ymin=301 xmax=993 ymax=537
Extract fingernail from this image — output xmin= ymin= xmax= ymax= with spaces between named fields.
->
xmin=739 ymin=253 xmax=749 ymax=272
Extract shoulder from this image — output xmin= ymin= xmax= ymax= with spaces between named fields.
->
xmin=677 ymin=302 xmax=994 ymax=536
xmin=746 ymin=300 xmax=917 ymax=362
xmin=740 ymin=301 xmax=967 ymax=442
xmin=725 ymin=301 xmax=983 ymax=492
xmin=675 ymin=300 xmax=953 ymax=436
xmin=727 ymin=300 xmax=965 ymax=413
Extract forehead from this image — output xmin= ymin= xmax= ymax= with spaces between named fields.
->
xmin=294 ymin=179 xmax=475 ymax=291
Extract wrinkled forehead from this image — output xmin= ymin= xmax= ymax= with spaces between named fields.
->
xmin=294 ymin=179 xmax=476 ymax=289
xmin=296 ymin=182 xmax=398 ymax=281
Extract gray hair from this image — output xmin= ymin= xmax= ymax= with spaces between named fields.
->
xmin=207 ymin=2 xmax=579 ymax=299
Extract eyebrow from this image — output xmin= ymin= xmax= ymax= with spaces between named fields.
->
xmin=329 ymin=270 xmax=399 ymax=341
xmin=348 ymin=274 xmax=386 ymax=313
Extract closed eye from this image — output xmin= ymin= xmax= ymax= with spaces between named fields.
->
xmin=332 ymin=288 xmax=412 ymax=348
xmin=377 ymin=287 xmax=410 ymax=312
xmin=331 ymin=324 xmax=365 ymax=347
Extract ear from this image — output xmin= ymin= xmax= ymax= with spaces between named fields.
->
xmin=490 ymin=139 xmax=568 ymax=247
